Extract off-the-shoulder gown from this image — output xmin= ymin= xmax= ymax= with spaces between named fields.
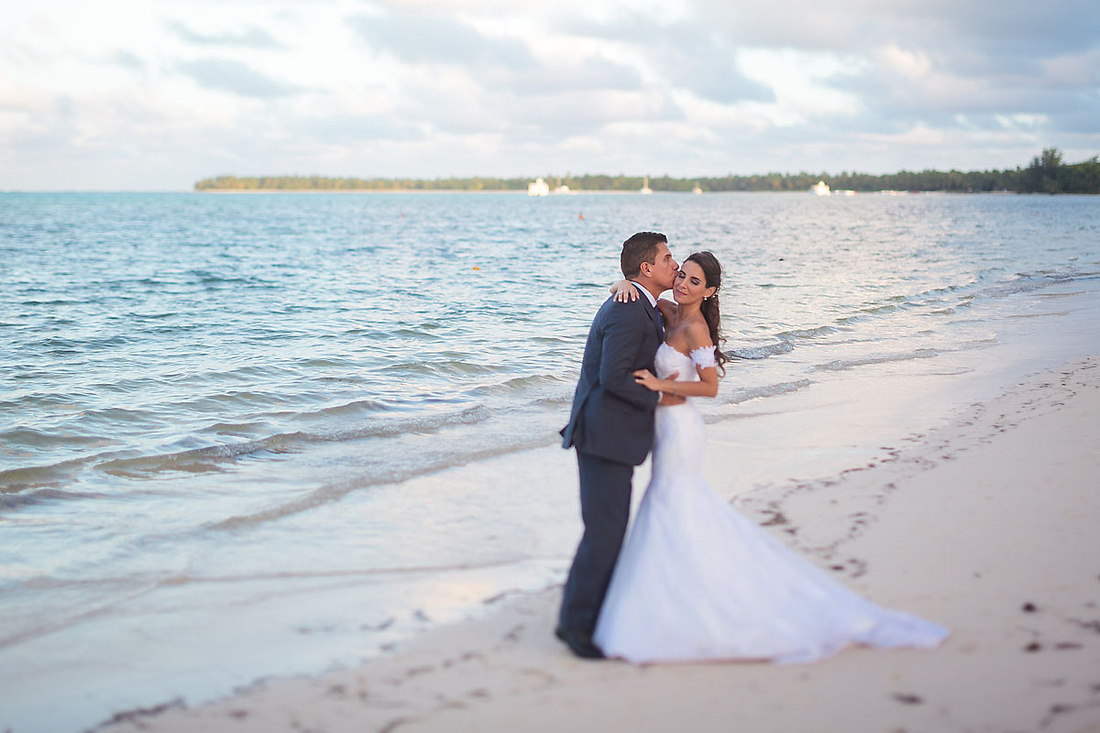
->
xmin=592 ymin=343 xmax=949 ymax=663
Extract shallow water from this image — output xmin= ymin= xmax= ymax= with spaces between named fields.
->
xmin=2 ymin=191 xmax=1099 ymax=731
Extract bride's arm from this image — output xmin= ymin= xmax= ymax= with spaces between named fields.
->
xmin=610 ymin=280 xmax=676 ymax=306
xmin=633 ymin=322 xmax=720 ymax=399
xmin=633 ymin=365 xmax=717 ymax=399
xmin=610 ymin=279 xmax=638 ymax=301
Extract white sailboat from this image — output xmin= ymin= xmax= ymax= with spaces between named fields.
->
xmin=528 ymin=177 xmax=549 ymax=196
xmin=640 ymin=175 xmax=653 ymax=195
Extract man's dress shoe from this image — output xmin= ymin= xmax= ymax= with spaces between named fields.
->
xmin=555 ymin=626 xmax=605 ymax=659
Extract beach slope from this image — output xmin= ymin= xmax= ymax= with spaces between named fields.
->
xmin=97 ymin=357 xmax=1100 ymax=733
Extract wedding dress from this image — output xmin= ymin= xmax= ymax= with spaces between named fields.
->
xmin=592 ymin=343 xmax=948 ymax=663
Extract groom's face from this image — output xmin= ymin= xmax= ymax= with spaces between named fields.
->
xmin=649 ymin=242 xmax=679 ymax=290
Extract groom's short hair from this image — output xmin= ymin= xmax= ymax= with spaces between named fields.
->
xmin=620 ymin=231 xmax=667 ymax=278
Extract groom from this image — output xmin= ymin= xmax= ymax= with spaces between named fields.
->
xmin=556 ymin=231 xmax=681 ymax=658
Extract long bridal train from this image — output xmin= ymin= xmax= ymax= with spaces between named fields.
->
xmin=592 ymin=343 xmax=949 ymax=664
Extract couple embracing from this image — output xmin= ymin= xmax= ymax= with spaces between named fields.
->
xmin=556 ymin=232 xmax=948 ymax=664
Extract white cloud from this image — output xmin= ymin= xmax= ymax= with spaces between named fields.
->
xmin=0 ymin=0 xmax=1096 ymax=188
xmin=858 ymin=122 xmax=947 ymax=147
xmin=165 ymin=21 xmax=284 ymax=49
xmin=1040 ymin=48 xmax=1100 ymax=88
xmin=176 ymin=58 xmax=303 ymax=98
xmin=560 ymin=135 xmax=606 ymax=154
xmin=737 ymin=48 xmax=867 ymax=123
xmin=876 ymin=44 xmax=933 ymax=79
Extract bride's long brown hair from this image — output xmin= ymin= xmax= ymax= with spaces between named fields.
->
xmin=685 ymin=251 xmax=730 ymax=376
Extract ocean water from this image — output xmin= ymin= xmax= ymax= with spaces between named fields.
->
xmin=2 ymin=191 xmax=1099 ymax=731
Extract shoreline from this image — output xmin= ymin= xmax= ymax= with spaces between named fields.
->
xmin=7 ymin=189 xmax=1094 ymax=196
xmin=95 ymin=355 xmax=1100 ymax=733
xmin=189 ymin=189 xmax=1064 ymax=196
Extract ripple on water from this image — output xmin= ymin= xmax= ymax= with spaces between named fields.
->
xmin=2 ymin=193 xmax=1099 ymax=731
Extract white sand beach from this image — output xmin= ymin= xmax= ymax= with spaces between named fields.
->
xmin=94 ymin=353 xmax=1100 ymax=733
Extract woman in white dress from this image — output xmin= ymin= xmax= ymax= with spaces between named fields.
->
xmin=593 ymin=252 xmax=948 ymax=664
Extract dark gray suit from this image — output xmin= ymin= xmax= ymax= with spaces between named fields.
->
xmin=559 ymin=284 xmax=663 ymax=637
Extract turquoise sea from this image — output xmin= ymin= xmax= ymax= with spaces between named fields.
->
xmin=2 ymin=191 xmax=1099 ymax=731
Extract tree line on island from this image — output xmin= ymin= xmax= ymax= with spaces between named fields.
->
xmin=195 ymin=149 xmax=1099 ymax=194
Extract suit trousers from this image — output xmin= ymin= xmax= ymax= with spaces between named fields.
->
xmin=558 ymin=448 xmax=634 ymax=636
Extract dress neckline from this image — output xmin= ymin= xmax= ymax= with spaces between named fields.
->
xmin=658 ymin=342 xmax=691 ymax=359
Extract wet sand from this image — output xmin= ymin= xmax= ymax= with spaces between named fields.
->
xmin=95 ymin=356 xmax=1100 ymax=733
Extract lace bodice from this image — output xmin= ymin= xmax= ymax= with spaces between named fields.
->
xmin=655 ymin=343 xmax=716 ymax=381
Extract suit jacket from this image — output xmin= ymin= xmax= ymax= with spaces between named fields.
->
xmin=561 ymin=284 xmax=663 ymax=466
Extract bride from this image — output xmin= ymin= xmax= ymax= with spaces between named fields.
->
xmin=593 ymin=251 xmax=949 ymax=663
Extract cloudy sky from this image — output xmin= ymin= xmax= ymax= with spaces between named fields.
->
xmin=2 ymin=0 xmax=1097 ymax=190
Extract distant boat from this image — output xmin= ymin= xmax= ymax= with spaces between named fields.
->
xmin=528 ymin=177 xmax=549 ymax=196
xmin=640 ymin=175 xmax=653 ymax=195
xmin=552 ymin=177 xmax=572 ymax=194
xmin=811 ymin=181 xmax=830 ymax=196
xmin=692 ymin=183 xmax=703 ymax=195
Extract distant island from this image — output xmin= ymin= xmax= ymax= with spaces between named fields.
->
xmin=196 ymin=149 xmax=1099 ymax=194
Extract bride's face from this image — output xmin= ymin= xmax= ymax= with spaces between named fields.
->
xmin=672 ymin=260 xmax=716 ymax=305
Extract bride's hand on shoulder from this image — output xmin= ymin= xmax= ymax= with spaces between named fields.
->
xmin=610 ymin=279 xmax=638 ymax=303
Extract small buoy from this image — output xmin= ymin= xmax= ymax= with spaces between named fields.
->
xmin=579 ymin=212 xmax=585 ymax=220
xmin=472 ymin=266 xmax=481 ymax=270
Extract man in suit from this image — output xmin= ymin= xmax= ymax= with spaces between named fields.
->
xmin=557 ymin=231 xmax=682 ymax=658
